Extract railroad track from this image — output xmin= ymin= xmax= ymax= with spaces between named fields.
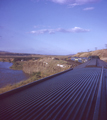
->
xmin=0 ymin=58 xmax=107 ymax=120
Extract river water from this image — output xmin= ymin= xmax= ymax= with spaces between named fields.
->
xmin=0 ymin=62 xmax=29 ymax=88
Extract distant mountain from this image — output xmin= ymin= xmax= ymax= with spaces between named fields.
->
xmin=0 ymin=51 xmax=33 ymax=56
xmin=68 ymin=54 xmax=75 ymax=56
xmin=0 ymin=51 xmax=10 ymax=54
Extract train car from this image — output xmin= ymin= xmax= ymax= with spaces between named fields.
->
xmin=88 ymin=55 xmax=100 ymax=60
xmin=0 ymin=57 xmax=107 ymax=120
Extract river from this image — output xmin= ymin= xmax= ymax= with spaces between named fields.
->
xmin=0 ymin=62 xmax=29 ymax=88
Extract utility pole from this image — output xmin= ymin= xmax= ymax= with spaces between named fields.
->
xmin=105 ymin=44 xmax=107 ymax=49
xmin=95 ymin=47 xmax=97 ymax=51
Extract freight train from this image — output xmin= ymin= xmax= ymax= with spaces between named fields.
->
xmin=0 ymin=56 xmax=107 ymax=120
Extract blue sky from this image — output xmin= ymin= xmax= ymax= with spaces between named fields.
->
xmin=0 ymin=0 xmax=107 ymax=55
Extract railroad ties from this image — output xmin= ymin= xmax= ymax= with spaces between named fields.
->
xmin=0 ymin=59 xmax=107 ymax=120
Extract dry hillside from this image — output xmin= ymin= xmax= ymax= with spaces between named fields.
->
xmin=73 ymin=49 xmax=107 ymax=62
xmin=22 ymin=57 xmax=81 ymax=77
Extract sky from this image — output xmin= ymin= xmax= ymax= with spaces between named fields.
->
xmin=0 ymin=0 xmax=107 ymax=55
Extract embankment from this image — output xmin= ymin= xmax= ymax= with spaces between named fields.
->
xmin=0 ymin=57 xmax=81 ymax=94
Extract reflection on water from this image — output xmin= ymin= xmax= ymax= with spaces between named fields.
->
xmin=0 ymin=62 xmax=29 ymax=88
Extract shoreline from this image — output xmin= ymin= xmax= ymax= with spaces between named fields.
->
xmin=0 ymin=57 xmax=81 ymax=94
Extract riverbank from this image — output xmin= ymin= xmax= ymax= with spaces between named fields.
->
xmin=0 ymin=62 xmax=29 ymax=90
xmin=0 ymin=57 xmax=81 ymax=94
xmin=10 ymin=61 xmax=23 ymax=70
xmin=0 ymin=71 xmax=41 ymax=94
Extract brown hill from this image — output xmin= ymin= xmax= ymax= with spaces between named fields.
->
xmin=22 ymin=57 xmax=81 ymax=75
xmin=73 ymin=49 xmax=107 ymax=62
xmin=73 ymin=49 xmax=107 ymax=58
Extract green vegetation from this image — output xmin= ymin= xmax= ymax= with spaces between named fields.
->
xmin=10 ymin=61 xmax=23 ymax=70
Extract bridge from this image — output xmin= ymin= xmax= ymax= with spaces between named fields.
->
xmin=0 ymin=58 xmax=107 ymax=120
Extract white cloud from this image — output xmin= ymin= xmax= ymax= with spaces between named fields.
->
xmin=33 ymin=0 xmax=100 ymax=7
xmin=34 ymin=0 xmax=100 ymax=5
xmin=83 ymin=7 xmax=94 ymax=10
xmin=51 ymin=0 xmax=67 ymax=4
xmin=49 ymin=0 xmax=100 ymax=5
xmin=30 ymin=27 xmax=90 ymax=34
xmin=68 ymin=3 xmax=81 ymax=7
